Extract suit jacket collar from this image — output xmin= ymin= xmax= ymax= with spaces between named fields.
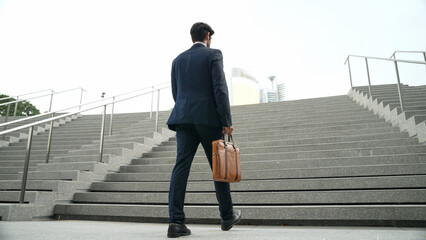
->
xmin=191 ymin=42 xmax=207 ymax=49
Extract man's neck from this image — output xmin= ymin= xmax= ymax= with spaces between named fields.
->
xmin=193 ymin=41 xmax=206 ymax=47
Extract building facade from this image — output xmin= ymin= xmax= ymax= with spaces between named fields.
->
xmin=228 ymin=68 xmax=259 ymax=106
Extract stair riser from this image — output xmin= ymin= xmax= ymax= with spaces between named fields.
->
xmin=73 ymin=190 xmax=426 ymax=205
xmin=153 ymin=138 xmax=418 ymax=152
xmin=121 ymin=156 xmax=426 ymax=173
xmin=106 ymin=164 xmax=426 ymax=182
xmin=90 ymin=175 xmax=426 ymax=192
xmin=54 ymin=204 xmax=426 ymax=223
xmin=142 ymin=145 xmax=426 ymax=158
xmin=133 ymin=154 xmax=426 ymax=165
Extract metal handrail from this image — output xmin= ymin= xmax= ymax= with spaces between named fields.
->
xmin=0 ymin=87 xmax=86 ymax=107
xmin=0 ymin=82 xmax=169 ymax=128
xmin=390 ymin=51 xmax=426 ymax=60
xmin=344 ymin=55 xmax=426 ymax=65
xmin=0 ymin=85 xmax=170 ymax=204
xmin=1 ymin=87 xmax=86 ymax=126
xmin=344 ymin=54 xmax=426 ymax=112
xmin=0 ymin=92 xmax=54 ymax=108
xmin=1 ymin=87 xmax=87 ymax=139
xmin=0 ymin=89 xmax=53 ymax=101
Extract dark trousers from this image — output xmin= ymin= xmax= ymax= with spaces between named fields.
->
xmin=168 ymin=124 xmax=234 ymax=224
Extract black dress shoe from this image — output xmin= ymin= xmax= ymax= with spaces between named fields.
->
xmin=167 ymin=223 xmax=191 ymax=238
xmin=221 ymin=210 xmax=242 ymax=231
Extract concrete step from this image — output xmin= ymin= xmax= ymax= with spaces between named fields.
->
xmin=180 ymin=127 xmax=400 ymax=142
xmin=0 ymin=174 xmax=18 ymax=180
xmin=158 ymin=131 xmax=410 ymax=146
xmin=411 ymin=115 xmax=426 ymax=125
xmin=233 ymin=117 xmax=386 ymax=130
xmin=16 ymin=170 xmax=106 ymax=182
xmin=90 ymin=175 xmax=426 ymax=192
xmin=233 ymin=112 xmax=371 ymax=122
xmin=231 ymin=106 xmax=368 ymax=117
xmin=0 ymin=180 xmax=90 ymax=192
xmin=66 ymin=148 xmax=135 ymax=157
xmin=390 ymin=105 xmax=426 ymax=113
xmin=0 ymin=191 xmax=74 ymax=204
xmin=229 ymin=125 xmax=400 ymax=139
xmin=231 ymin=109 xmax=372 ymax=122
xmin=3 ymin=143 xmax=87 ymax=151
xmin=141 ymin=145 xmax=426 ymax=159
xmin=80 ymin=141 xmax=150 ymax=150
xmin=0 ymin=167 xmax=37 ymax=174
xmin=121 ymin=155 xmax=426 ymax=173
xmin=133 ymin=153 xmax=426 ymax=166
xmin=54 ymin=204 xmax=426 ymax=223
xmin=0 ymin=160 xmax=45 ymax=167
xmin=105 ymin=163 xmax=426 ymax=182
xmin=152 ymin=138 xmax=419 ymax=153
xmin=72 ymin=189 xmax=426 ymax=205
xmin=49 ymin=154 xmax=112 ymax=164
xmin=90 ymin=132 xmax=155 ymax=143
xmin=0 ymin=154 xmax=68 ymax=161
xmin=349 ymin=85 xmax=426 ymax=143
xmin=0 ymin=149 xmax=69 ymax=157
xmin=35 ymin=162 xmax=110 ymax=172
xmin=402 ymin=110 xmax=426 ymax=119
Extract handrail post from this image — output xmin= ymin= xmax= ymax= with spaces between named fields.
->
xmin=109 ymin=97 xmax=115 ymax=136
xmin=99 ymin=105 xmax=107 ymax=163
xmin=423 ymin=52 xmax=426 ymax=68
xmin=155 ymin=89 xmax=160 ymax=132
xmin=365 ymin=58 xmax=373 ymax=98
xmin=2 ymin=104 xmax=11 ymax=140
xmin=13 ymin=96 xmax=19 ymax=120
xmin=347 ymin=58 xmax=353 ymax=89
xmin=79 ymin=88 xmax=84 ymax=111
xmin=49 ymin=90 xmax=54 ymax=112
xmin=46 ymin=113 xmax=55 ymax=163
xmin=5 ymin=104 xmax=10 ymax=123
xmin=150 ymin=86 xmax=154 ymax=118
xmin=20 ymin=126 xmax=34 ymax=204
xmin=394 ymin=61 xmax=405 ymax=112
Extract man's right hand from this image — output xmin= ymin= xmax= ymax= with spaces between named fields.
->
xmin=223 ymin=126 xmax=234 ymax=136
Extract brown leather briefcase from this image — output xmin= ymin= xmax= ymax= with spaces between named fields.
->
xmin=212 ymin=135 xmax=241 ymax=183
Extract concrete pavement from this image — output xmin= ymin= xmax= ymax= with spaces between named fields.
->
xmin=0 ymin=220 xmax=425 ymax=240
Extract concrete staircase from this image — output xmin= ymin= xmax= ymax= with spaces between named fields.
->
xmin=0 ymin=114 xmax=77 ymax=147
xmin=0 ymin=112 xmax=174 ymax=220
xmin=53 ymin=95 xmax=426 ymax=226
xmin=348 ymin=84 xmax=426 ymax=143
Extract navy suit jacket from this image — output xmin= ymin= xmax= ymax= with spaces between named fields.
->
xmin=167 ymin=43 xmax=232 ymax=131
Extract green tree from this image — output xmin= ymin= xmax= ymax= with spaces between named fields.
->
xmin=0 ymin=94 xmax=41 ymax=116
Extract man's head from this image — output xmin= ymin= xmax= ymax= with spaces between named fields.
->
xmin=190 ymin=22 xmax=214 ymax=47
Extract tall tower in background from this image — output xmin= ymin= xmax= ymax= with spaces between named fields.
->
xmin=260 ymin=76 xmax=285 ymax=103
xmin=277 ymin=83 xmax=286 ymax=101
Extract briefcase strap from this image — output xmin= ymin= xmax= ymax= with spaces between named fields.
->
xmin=223 ymin=139 xmax=239 ymax=181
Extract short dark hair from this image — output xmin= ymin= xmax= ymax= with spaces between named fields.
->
xmin=190 ymin=22 xmax=214 ymax=42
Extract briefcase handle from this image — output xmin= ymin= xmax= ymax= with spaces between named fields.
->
xmin=222 ymin=134 xmax=236 ymax=149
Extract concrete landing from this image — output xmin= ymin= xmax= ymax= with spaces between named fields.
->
xmin=0 ymin=220 xmax=425 ymax=240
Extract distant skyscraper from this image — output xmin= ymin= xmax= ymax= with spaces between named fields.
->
xmin=277 ymin=83 xmax=285 ymax=101
xmin=259 ymin=76 xmax=285 ymax=103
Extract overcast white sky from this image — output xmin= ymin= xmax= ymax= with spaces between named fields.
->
xmin=0 ymin=0 xmax=425 ymax=113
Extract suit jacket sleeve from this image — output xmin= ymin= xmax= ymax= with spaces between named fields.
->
xmin=211 ymin=50 xmax=232 ymax=127
xmin=171 ymin=60 xmax=177 ymax=102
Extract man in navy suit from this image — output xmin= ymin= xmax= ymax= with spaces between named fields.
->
xmin=166 ymin=22 xmax=241 ymax=238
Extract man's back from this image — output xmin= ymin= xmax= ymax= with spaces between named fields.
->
xmin=167 ymin=43 xmax=232 ymax=130
xmin=172 ymin=44 xmax=217 ymax=102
